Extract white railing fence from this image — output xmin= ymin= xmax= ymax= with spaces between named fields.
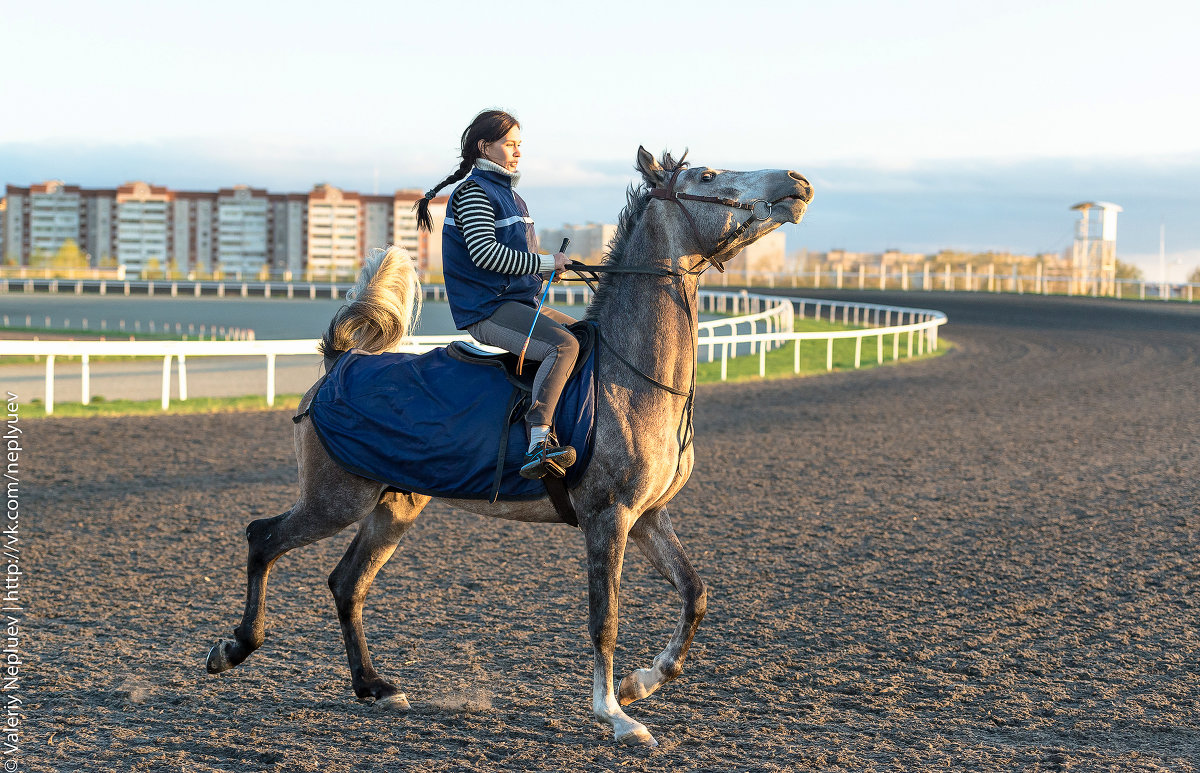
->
xmin=0 ymin=289 xmax=945 ymax=414
xmin=696 ymin=265 xmax=1198 ymax=303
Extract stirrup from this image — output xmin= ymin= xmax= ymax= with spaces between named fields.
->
xmin=520 ymin=438 xmax=577 ymax=480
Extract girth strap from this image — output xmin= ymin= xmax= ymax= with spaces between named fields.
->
xmin=543 ymin=474 xmax=579 ymax=528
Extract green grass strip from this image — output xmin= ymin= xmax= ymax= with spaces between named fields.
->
xmin=19 ymin=394 xmax=303 ymax=419
xmin=697 ymin=331 xmax=951 ymax=384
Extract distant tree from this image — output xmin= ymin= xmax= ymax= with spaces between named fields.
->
xmin=167 ymin=259 xmax=182 ymax=279
xmin=53 ymin=238 xmax=89 ymax=270
xmin=29 ymin=248 xmax=50 ymax=268
xmin=144 ymin=257 xmax=162 ymax=279
xmin=99 ymin=253 xmax=117 ymax=268
xmin=1188 ymin=266 xmax=1200 ymax=284
xmin=1114 ymin=259 xmax=1143 ymax=280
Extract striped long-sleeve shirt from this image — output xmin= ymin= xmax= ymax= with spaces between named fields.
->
xmin=453 ymin=176 xmax=555 ymax=276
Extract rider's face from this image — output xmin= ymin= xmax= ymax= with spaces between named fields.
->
xmin=480 ymin=126 xmax=522 ymax=172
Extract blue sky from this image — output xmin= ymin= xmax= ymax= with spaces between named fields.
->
xmin=3 ymin=0 xmax=1198 ymax=279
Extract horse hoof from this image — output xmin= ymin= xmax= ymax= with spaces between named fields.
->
xmin=616 ymin=725 xmax=658 ymax=748
xmin=618 ymin=670 xmax=651 ymax=706
xmin=374 ymin=693 xmax=410 ymax=711
xmin=206 ymin=641 xmax=234 ymax=674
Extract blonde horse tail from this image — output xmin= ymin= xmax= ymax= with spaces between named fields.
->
xmin=318 ymin=245 xmax=422 ymax=362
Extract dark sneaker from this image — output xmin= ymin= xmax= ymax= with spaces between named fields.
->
xmin=519 ymin=440 xmax=577 ymax=480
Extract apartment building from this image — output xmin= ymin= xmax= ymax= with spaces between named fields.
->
xmin=306 ymin=184 xmax=361 ymax=277
xmin=2 ymin=180 xmax=448 ymax=276
xmin=538 ymin=222 xmax=617 ymax=262
xmin=269 ymin=193 xmax=307 ymax=275
xmin=217 ymin=185 xmax=270 ymax=275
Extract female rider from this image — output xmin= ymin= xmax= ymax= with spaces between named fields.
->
xmin=415 ymin=109 xmax=578 ymax=480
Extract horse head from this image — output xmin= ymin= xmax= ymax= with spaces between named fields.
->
xmin=635 ymin=146 xmax=813 ymax=269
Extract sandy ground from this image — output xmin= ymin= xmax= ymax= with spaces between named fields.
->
xmin=13 ymin=291 xmax=1200 ymax=772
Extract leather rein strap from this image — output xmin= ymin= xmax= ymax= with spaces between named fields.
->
xmin=647 ymin=164 xmax=786 ymax=270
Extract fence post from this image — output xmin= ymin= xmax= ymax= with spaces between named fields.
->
xmin=826 ymin=338 xmax=834 ymax=371
xmin=794 ymin=338 xmax=801 ymax=373
xmin=721 ymin=343 xmax=728 ymax=381
xmin=266 ymin=354 xmax=277 ymax=407
xmin=759 ymin=343 xmax=766 ymax=377
xmin=161 ymin=356 xmax=171 ymax=410
xmin=45 ymin=355 xmax=55 ymax=415
xmin=854 ymin=336 xmax=862 ymax=368
xmin=81 ymin=354 xmax=90 ymax=405
xmin=178 ymin=354 xmax=188 ymax=401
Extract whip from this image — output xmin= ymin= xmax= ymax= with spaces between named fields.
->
xmin=517 ymin=237 xmax=570 ymax=375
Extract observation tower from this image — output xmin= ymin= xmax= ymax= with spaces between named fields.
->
xmin=1070 ymin=201 xmax=1121 ymax=296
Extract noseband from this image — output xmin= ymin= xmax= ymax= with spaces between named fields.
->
xmin=647 ymin=164 xmax=786 ymax=272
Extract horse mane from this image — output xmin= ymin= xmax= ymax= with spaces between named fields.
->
xmin=584 ymin=150 xmax=687 ymax=322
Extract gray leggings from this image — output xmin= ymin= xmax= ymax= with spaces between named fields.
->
xmin=466 ymin=301 xmax=579 ymax=428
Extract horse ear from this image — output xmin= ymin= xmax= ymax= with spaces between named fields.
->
xmin=636 ymin=145 xmax=667 ymax=187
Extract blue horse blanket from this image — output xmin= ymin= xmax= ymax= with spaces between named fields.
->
xmin=307 ymin=330 xmax=597 ymax=501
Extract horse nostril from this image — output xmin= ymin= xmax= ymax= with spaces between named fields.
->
xmin=788 ymin=171 xmax=814 ymax=200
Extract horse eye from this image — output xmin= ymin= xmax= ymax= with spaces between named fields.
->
xmin=701 ymin=171 xmax=716 ymax=182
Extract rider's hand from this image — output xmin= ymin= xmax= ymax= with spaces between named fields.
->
xmin=550 ymin=251 xmax=569 ymax=282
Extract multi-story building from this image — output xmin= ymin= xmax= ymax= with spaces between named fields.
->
xmin=217 ymin=185 xmax=270 ymax=276
xmin=393 ymin=190 xmax=447 ymax=273
xmin=362 ymin=194 xmax=394 ymax=258
xmin=0 ymin=197 xmax=7 ymax=264
xmin=172 ymin=191 xmax=217 ymax=274
xmin=269 ymin=193 xmax=307 ymax=275
xmin=538 ymin=222 xmax=618 ymax=262
xmin=1 ymin=180 xmax=449 ymax=276
xmin=306 ymin=184 xmax=361 ymax=278
xmin=29 ymin=181 xmax=83 ymax=263
xmin=115 ymin=182 xmax=173 ymax=275
xmin=737 ymin=230 xmax=786 ymax=277
xmin=82 ymin=189 xmax=117 ymax=265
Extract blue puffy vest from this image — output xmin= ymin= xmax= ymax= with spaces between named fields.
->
xmin=442 ymin=167 xmax=543 ymax=329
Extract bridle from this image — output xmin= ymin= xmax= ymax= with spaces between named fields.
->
xmin=561 ymin=163 xmax=791 ymax=286
xmin=647 ymin=163 xmax=793 ymax=272
xmin=551 ymin=163 xmax=796 ymax=447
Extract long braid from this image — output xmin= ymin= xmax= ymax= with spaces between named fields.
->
xmin=414 ymin=158 xmax=472 ymax=232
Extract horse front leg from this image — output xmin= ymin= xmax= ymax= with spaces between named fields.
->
xmin=329 ymin=491 xmax=428 ymax=708
xmin=619 ymin=507 xmax=707 ymax=707
xmin=585 ymin=507 xmax=657 ymax=747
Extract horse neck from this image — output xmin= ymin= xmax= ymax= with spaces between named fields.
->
xmin=593 ymin=224 xmax=700 ymax=395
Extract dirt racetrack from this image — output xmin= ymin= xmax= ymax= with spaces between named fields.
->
xmin=18 ymin=291 xmax=1200 ymax=771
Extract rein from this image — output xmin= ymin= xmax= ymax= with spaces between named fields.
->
xmin=648 ymin=164 xmax=792 ymax=269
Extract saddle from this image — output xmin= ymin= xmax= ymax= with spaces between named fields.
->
xmin=303 ymin=321 xmax=598 ymax=526
xmin=444 ymin=321 xmax=597 ymax=393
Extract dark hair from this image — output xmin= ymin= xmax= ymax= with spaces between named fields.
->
xmin=414 ymin=109 xmax=520 ymax=232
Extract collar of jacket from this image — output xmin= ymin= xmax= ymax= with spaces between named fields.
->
xmin=474 ymin=158 xmax=521 ymax=187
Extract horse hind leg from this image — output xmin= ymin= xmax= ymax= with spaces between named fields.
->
xmin=206 ymin=460 xmax=385 ymax=675
xmin=618 ymin=507 xmax=707 ymax=707
xmin=328 ymin=491 xmax=429 ymax=708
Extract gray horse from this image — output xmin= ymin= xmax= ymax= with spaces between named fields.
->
xmin=207 ymin=147 xmax=812 ymax=747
